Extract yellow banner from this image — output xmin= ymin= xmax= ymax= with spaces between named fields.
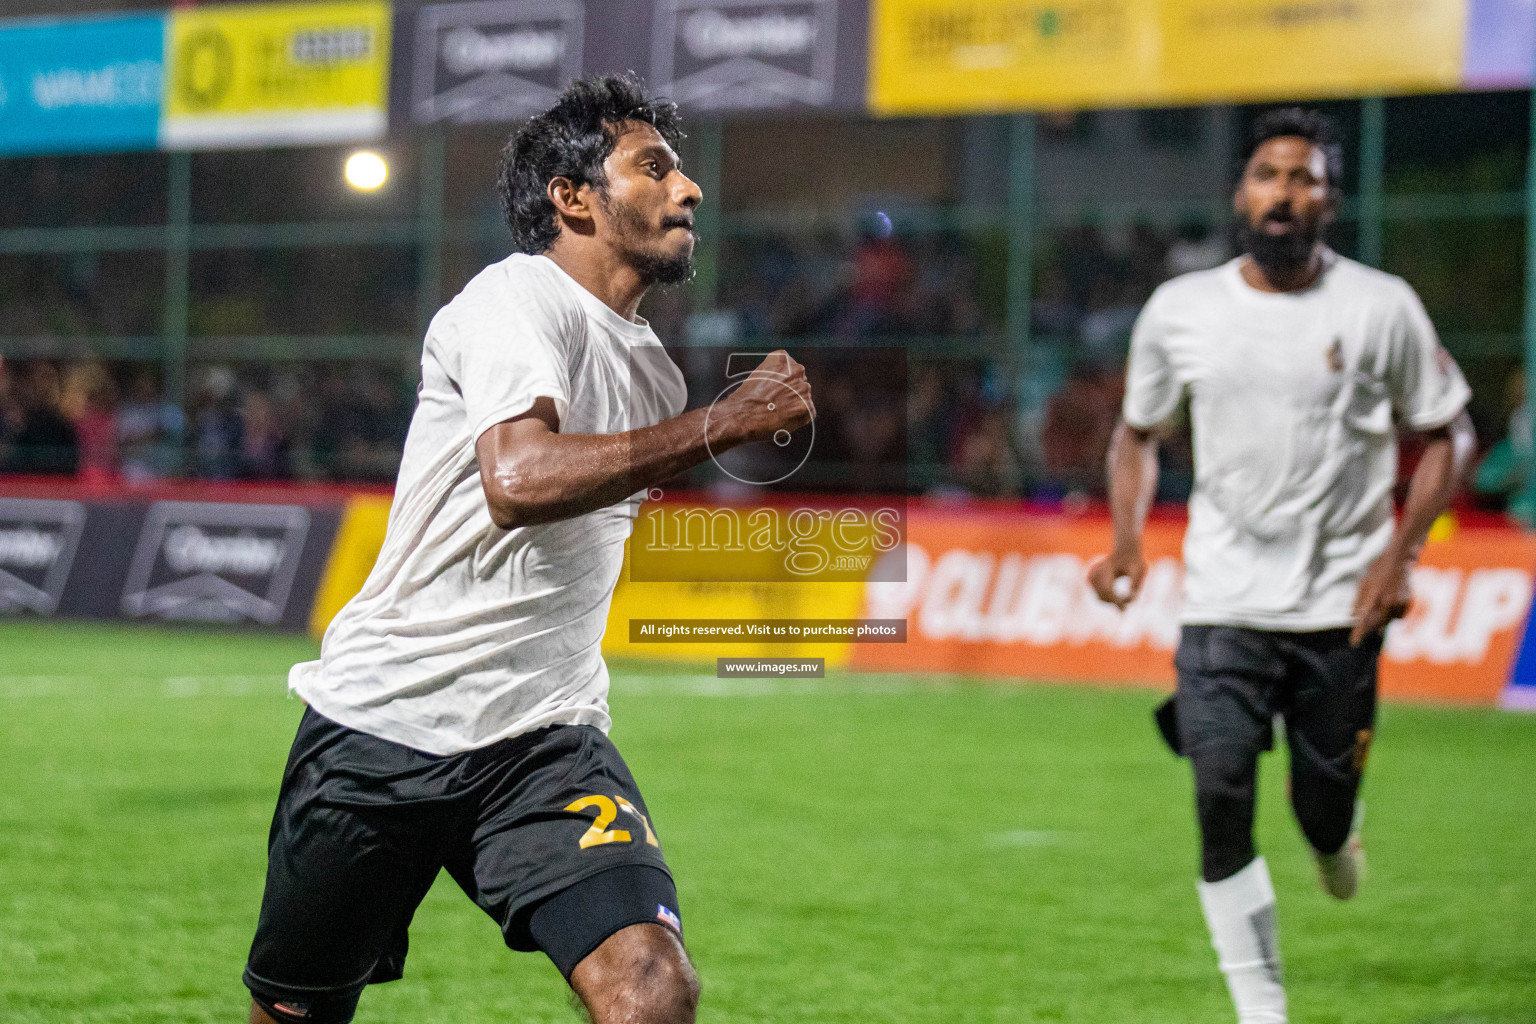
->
xmin=308 ymin=498 xmax=862 ymax=666
xmin=309 ymin=494 xmax=393 ymax=639
xmin=870 ymin=0 xmax=1466 ymax=113
xmin=162 ymin=1 xmax=390 ymax=148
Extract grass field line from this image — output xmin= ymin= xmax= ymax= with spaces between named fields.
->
xmin=989 ymin=829 xmax=1076 ymax=847
xmin=0 ymin=674 xmax=288 ymax=697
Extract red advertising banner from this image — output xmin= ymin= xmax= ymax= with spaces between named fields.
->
xmin=853 ymin=507 xmax=1536 ymax=705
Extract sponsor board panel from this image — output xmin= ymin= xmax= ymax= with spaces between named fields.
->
xmin=869 ymin=0 xmax=1465 ymax=114
xmin=0 ymin=487 xmax=343 ymax=629
xmin=0 ymin=498 xmax=87 ymax=614
xmin=53 ymin=502 xmax=150 ymax=620
xmin=402 ymin=0 xmax=869 ymax=122
xmin=850 ymin=510 xmax=1536 ymax=705
xmin=411 ymin=0 xmax=584 ymax=124
xmin=651 ymin=0 xmax=842 ymax=111
xmin=122 ymin=501 xmax=313 ymax=624
xmin=1384 ymin=527 xmax=1536 ymax=703
xmin=0 ymin=13 xmax=165 ymax=156
xmin=852 ymin=513 xmax=1186 ymax=683
xmin=161 ymin=1 xmax=391 ymax=149
xmin=1160 ymin=0 xmax=1465 ymax=103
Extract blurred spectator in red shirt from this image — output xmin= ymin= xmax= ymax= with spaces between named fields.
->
xmin=62 ymin=362 xmax=119 ymax=483
xmin=841 ymin=229 xmax=915 ymax=337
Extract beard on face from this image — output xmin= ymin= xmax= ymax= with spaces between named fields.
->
xmin=600 ymin=189 xmax=694 ymax=286
xmin=1238 ymin=205 xmax=1320 ymax=278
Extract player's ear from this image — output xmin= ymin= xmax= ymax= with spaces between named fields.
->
xmin=547 ymin=176 xmax=595 ymax=225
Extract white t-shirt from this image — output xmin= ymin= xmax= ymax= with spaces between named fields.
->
xmin=290 ymin=254 xmax=686 ymax=754
xmin=1123 ymin=250 xmax=1470 ymax=630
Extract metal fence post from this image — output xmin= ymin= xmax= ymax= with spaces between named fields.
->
xmin=1005 ymin=112 xmax=1036 ymax=371
xmin=162 ymin=150 xmax=192 ymax=457
xmin=416 ymin=129 xmax=446 ymax=338
xmin=1359 ymin=96 xmax=1385 ymax=268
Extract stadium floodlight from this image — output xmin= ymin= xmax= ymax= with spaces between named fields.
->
xmin=344 ymin=151 xmax=388 ymax=191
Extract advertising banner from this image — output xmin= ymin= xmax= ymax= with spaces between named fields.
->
xmin=0 ymin=483 xmax=342 ymax=631
xmin=8 ymin=480 xmax=1534 ymax=709
xmin=853 ymin=512 xmax=1188 ymax=684
xmin=0 ymin=498 xmax=87 ymax=614
xmin=161 ymin=1 xmax=391 ymax=149
xmin=411 ymin=0 xmax=585 ymax=124
xmin=869 ymin=0 xmax=1467 ymax=113
xmin=121 ymin=501 xmax=313 ymax=625
xmin=850 ymin=509 xmax=1536 ymax=706
xmin=651 ymin=0 xmax=843 ymax=110
xmin=0 ymin=13 xmax=165 ymax=156
xmin=403 ymin=0 xmax=868 ymax=123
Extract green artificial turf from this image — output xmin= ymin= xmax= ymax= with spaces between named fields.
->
xmin=1 ymin=620 xmax=1533 ymax=1023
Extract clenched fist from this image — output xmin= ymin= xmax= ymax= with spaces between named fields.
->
xmin=1088 ymin=547 xmax=1146 ymax=610
xmin=717 ymin=350 xmax=815 ymax=446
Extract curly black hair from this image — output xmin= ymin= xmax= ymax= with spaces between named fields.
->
xmin=497 ymin=74 xmax=684 ymax=255
xmin=1241 ymin=107 xmax=1344 ymax=191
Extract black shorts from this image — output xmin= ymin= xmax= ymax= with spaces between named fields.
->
xmin=1167 ymin=625 xmax=1380 ymax=778
xmin=244 ymin=708 xmax=678 ymax=1023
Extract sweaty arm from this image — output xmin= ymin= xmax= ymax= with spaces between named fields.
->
xmin=475 ymin=351 xmax=813 ymax=530
xmin=1088 ymin=420 xmax=1161 ymax=609
xmin=1350 ymin=411 xmax=1475 ymax=644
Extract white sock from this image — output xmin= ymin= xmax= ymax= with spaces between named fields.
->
xmin=1197 ymin=856 xmax=1287 ymax=1024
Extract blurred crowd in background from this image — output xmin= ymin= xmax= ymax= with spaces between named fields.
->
xmin=0 ymin=218 xmax=1202 ymax=497
xmin=2 ymin=92 xmax=1532 ymax=513
xmin=0 ymin=357 xmax=412 ymax=485
xmin=0 ymin=214 xmax=1526 ymax=510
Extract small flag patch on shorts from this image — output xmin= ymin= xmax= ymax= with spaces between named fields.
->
xmin=272 ymin=1001 xmax=312 ymax=1019
xmin=656 ymin=904 xmax=681 ymax=933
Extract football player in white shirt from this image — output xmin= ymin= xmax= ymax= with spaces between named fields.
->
xmin=1089 ymin=109 xmax=1474 ymax=1023
xmin=242 ymin=76 xmax=812 ymax=1024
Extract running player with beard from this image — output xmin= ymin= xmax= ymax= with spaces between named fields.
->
xmin=1089 ymin=109 xmax=1474 ymax=1023
xmin=241 ymin=76 xmax=812 ymax=1024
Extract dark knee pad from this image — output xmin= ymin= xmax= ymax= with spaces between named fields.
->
xmin=1291 ymin=769 xmax=1358 ymax=855
xmin=1191 ymin=743 xmax=1259 ymax=883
